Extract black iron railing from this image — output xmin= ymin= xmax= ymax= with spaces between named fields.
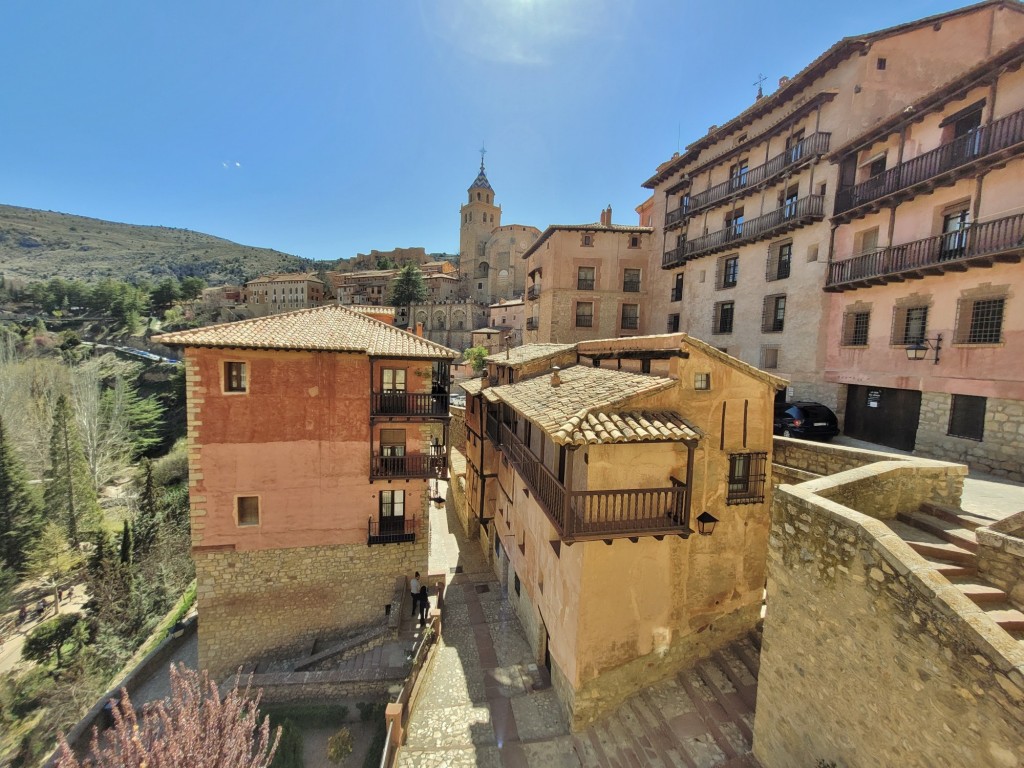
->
xmin=670 ymin=287 xmax=683 ymax=302
xmin=621 ymin=316 xmax=639 ymax=330
xmin=577 ymin=279 xmax=595 ymax=291
xmin=367 ymin=516 xmax=419 ymax=545
xmin=371 ymin=392 xmax=449 ymax=417
xmin=575 ymin=314 xmax=594 ymax=328
xmin=827 ymin=212 xmax=1024 ymax=288
xmin=835 ymin=108 xmax=1024 ymax=214
xmin=525 ymin=317 xmax=539 ymax=330
xmin=371 ymin=451 xmax=446 ymax=479
xmin=527 ymin=284 xmax=540 ymax=300
xmin=622 ymin=280 xmax=641 ymax=293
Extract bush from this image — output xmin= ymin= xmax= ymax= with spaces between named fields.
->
xmin=152 ymin=438 xmax=188 ymax=487
xmin=326 ymin=727 xmax=353 ymax=765
xmin=270 ymin=719 xmax=303 ymax=768
xmin=356 ymin=701 xmax=384 ymax=723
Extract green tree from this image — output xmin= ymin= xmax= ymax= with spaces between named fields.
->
xmin=25 ymin=522 xmax=84 ymax=612
xmin=22 ymin=613 xmax=86 ymax=668
xmin=463 ymin=346 xmax=489 ymax=374
xmin=0 ymin=415 xmax=43 ymax=571
xmin=46 ymin=394 xmax=102 ymax=545
xmin=132 ymin=460 xmax=159 ymax=558
xmin=119 ymin=520 xmax=132 ymax=565
xmin=150 ymin=277 xmax=181 ymax=312
xmin=387 ymin=264 xmax=427 ymax=308
xmin=179 ymin=276 xmax=206 ymax=301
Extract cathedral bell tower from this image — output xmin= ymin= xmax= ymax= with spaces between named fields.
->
xmin=459 ymin=148 xmax=501 ymax=303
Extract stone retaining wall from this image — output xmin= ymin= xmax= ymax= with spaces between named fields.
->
xmin=804 ymin=461 xmax=965 ymax=519
xmin=916 ymin=393 xmax=1024 ymax=482
xmin=754 ymin=468 xmax=1024 ymax=768
xmin=244 ymin=668 xmax=401 ymax=704
xmin=978 ymin=510 xmax=1024 ymax=612
xmin=772 ymin=436 xmax=910 ymax=476
xmin=448 ymin=405 xmax=466 ymax=454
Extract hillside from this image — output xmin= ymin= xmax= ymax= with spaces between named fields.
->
xmin=0 ymin=204 xmax=318 ymax=285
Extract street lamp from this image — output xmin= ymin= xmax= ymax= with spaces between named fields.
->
xmin=696 ymin=511 xmax=718 ymax=536
xmin=905 ymin=333 xmax=942 ymax=365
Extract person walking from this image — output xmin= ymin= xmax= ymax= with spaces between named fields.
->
xmin=410 ymin=572 xmax=420 ymax=617
xmin=418 ymin=584 xmax=429 ymax=626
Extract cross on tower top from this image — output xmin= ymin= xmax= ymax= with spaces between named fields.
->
xmin=754 ymin=73 xmax=767 ymax=99
xmin=479 ymin=143 xmax=487 ymax=170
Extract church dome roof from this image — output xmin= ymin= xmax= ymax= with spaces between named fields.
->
xmin=470 ymin=163 xmax=493 ymax=192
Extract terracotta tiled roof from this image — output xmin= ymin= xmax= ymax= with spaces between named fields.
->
xmin=485 ymin=343 xmax=575 ymax=367
xmin=245 ymin=272 xmax=323 ymax=285
xmin=348 ymin=305 xmax=396 ymax=316
xmin=521 ymin=224 xmax=653 ymax=261
xmin=153 ymin=305 xmax=456 ymax=359
xmin=488 ymin=365 xmax=676 ymax=443
xmin=555 ymin=411 xmax=702 ymax=446
xmin=459 ymin=378 xmax=484 ymax=395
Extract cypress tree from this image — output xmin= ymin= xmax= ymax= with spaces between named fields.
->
xmin=133 ymin=459 xmax=159 ymax=558
xmin=46 ymin=394 xmax=103 ymax=545
xmin=0 ymin=415 xmax=43 ymax=571
xmin=119 ymin=520 xmax=132 ymax=565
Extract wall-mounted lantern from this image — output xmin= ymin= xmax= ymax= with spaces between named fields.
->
xmin=905 ymin=333 xmax=942 ymax=365
xmin=697 ymin=511 xmax=718 ymax=536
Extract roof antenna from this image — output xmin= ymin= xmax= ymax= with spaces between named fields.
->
xmin=754 ymin=73 xmax=767 ymax=100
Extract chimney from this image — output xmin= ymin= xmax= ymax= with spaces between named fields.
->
xmin=480 ymin=371 xmax=489 ymax=390
xmin=415 ymin=322 xmax=424 ymax=337
xmin=550 ymin=366 xmax=562 ymax=387
xmin=778 ymin=75 xmax=790 ymax=88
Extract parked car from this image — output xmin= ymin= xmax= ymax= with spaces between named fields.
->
xmin=449 ymin=393 xmax=466 ymax=408
xmin=773 ymin=401 xmax=840 ymax=441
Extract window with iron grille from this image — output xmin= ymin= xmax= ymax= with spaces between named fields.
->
xmin=577 ymin=266 xmax=595 ymax=291
xmin=766 ymin=241 xmax=792 ymax=281
xmin=762 ymin=294 xmax=786 ymax=333
xmin=716 ymin=254 xmax=739 ymax=289
xmin=955 ymin=296 xmax=1005 ymax=344
xmin=892 ymin=305 xmax=928 ymax=345
xmin=842 ymin=310 xmax=870 ymax=346
xmin=670 ymin=273 xmax=684 ymax=302
xmin=623 ymin=268 xmax=641 ymax=292
xmin=713 ymin=301 xmax=734 ymax=334
xmin=575 ymin=301 xmax=594 ymax=327
xmin=948 ymin=394 xmax=986 ymax=441
xmin=667 ymin=314 xmax=680 ymax=333
xmin=760 ymin=345 xmax=780 ymax=370
xmin=225 ymin=361 xmax=247 ymax=393
xmin=621 ymin=304 xmax=639 ymax=329
xmin=727 ymin=452 xmax=767 ymax=504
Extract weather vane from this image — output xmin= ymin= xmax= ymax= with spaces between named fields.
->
xmin=754 ymin=73 xmax=767 ymax=99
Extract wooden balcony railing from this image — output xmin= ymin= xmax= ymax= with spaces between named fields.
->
xmin=666 ymin=195 xmax=824 ymax=266
xmin=525 ymin=316 xmax=539 ymax=330
xmin=686 ymin=132 xmax=832 ymax=218
xmin=662 ymin=244 xmax=686 ymax=268
xmin=665 ymin=204 xmax=689 ymax=228
xmin=498 ymin=425 xmax=690 ymax=541
xmin=835 ymin=107 xmax=1024 ymax=216
xmin=367 ymin=516 xmax=419 ymax=546
xmin=371 ymin=451 xmax=446 ymax=480
xmin=826 ymin=212 xmax=1024 ymax=291
xmin=371 ymin=392 xmax=450 ymax=417
xmin=527 ymin=284 xmax=541 ymax=300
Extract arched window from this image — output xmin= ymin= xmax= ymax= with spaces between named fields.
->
xmin=434 ymin=312 xmax=446 ymax=329
xmin=477 ymin=192 xmax=481 ymax=201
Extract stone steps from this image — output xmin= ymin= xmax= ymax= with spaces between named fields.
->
xmin=896 ymin=510 xmax=978 ymax=552
xmin=984 ymin=607 xmax=1024 ymax=632
xmin=919 ymin=501 xmax=991 ymax=531
xmin=952 ymin=580 xmax=1010 ymax=604
xmin=887 ymin=520 xmax=976 ymax=564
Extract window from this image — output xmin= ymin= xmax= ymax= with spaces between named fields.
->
xmin=729 ymin=159 xmax=749 ymax=189
xmin=780 ymin=185 xmax=799 ymax=219
xmin=948 ymin=394 xmax=986 ymax=441
xmin=628 ymin=235 xmax=641 ymax=248
xmin=855 ymin=227 xmax=880 ymax=256
xmin=727 ymin=452 xmax=767 ymax=504
xmin=717 ymin=254 xmax=739 ymax=289
xmin=760 ymin=345 xmax=780 ymax=370
xmin=785 ymin=129 xmax=806 ymax=163
xmin=582 ymin=233 xmax=594 ymax=247
xmin=623 ymin=268 xmax=641 ymax=292
xmin=621 ymin=304 xmax=639 ymax=330
xmin=237 ymin=496 xmax=260 ymax=526
xmin=380 ymin=490 xmax=405 ymax=518
xmin=892 ymin=305 xmax=928 ymax=346
xmin=225 ymin=362 xmax=247 ymax=393
xmin=382 ymin=368 xmax=407 ymax=391
xmin=694 ymin=373 xmax=711 ymax=391
xmin=956 ymin=296 xmax=1005 ymax=344
xmin=575 ymin=301 xmax=594 ymax=328
xmin=868 ymin=156 xmax=887 ymax=178
xmin=766 ymin=241 xmax=792 ymax=281
xmin=671 ymin=273 xmax=684 ymax=302
xmin=940 ymin=208 xmax=970 ymax=261
xmin=667 ymin=314 xmax=680 ymax=333
xmin=876 ymin=57 xmax=887 ymax=70
xmin=842 ymin=310 xmax=870 ymax=346
xmin=762 ymin=294 xmax=786 ymax=333
xmin=577 ymin=266 xmax=595 ymax=291
xmin=713 ymin=301 xmax=734 ymax=334
xmin=725 ymin=209 xmax=744 ymax=238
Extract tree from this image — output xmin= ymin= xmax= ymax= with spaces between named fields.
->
xmin=57 ymin=664 xmax=280 ymax=768
xmin=46 ymin=395 xmax=102 ymax=545
xmin=151 ymin=277 xmax=181 ymax=312
xmin=0 ymin=415 xmax=43 ymax=571
xmin=132 ymin=460 xmax=159 ymax=558
xmin=25 ymin=522 xmax=84 ymax=612
xmin=463 ymin=346 xmax=489 ymax=374
xmin=179 ymin=276 xmax=206 ymax=302
xmin=387 ymin=264 xmax=427 ymax=308
xmin=22 ymin=613 xmax=86 ymax=668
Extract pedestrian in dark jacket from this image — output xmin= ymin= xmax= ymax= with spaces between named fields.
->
xmin=418 ymin=585 xmax=429 ymax=625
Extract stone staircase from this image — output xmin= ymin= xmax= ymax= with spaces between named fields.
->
xmin=573 ymin=629 xmax=762 ymax=767
xmin=889 ymin=503 xmax=1024 ymax=640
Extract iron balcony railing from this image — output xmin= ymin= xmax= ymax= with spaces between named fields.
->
xmin=667 ymin=317 xmax=681 ymax=333
xmin=525 ymin=316 xmax=539 ymax=330
xmin=826 ymin=212 xmax=1024 ymax=290
xmin=685 ymin=132 xmax=832 ymax=218
xmin=575 ymin=314 xmax=594 ymax=328
xmin=835 ymin=108 xmax=1024 ymax=215
xmin=498 ymin=425 xmax=689 ymax=541
xmin=621 ymin=316 xmax=639 ymax=330
xmin=577 ymin=279 xmax=595 ymax=291
xmin=371 ymin=451 xmax=446 ymax=480
xmin=622 ymin=280 xmax=641 ymax=293
xmin=527 ymin=284 xmax=540 ymax=300
xmin=670 ymin=286 xmax=683 ymax=302
xmin=371 ymin=392 xmax=450 ymax=417
xmin=666 ymin=195 xmax=825 ymax=267
xmin=367 ymin=515 xmax=419 ymax=546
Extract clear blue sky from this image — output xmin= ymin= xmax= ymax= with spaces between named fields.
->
xmin=1 ymin=1 xmax=973 ymax=262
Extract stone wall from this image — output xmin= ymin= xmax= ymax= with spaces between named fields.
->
xmin=772 ymin=436 xmax=910 ymax=476
xmin=978 ymin=511 xmax=1024 ymax=611
xmin=754 ymin=476 xmax=1024 ymax=768
xmin=196 ymin=539 xmax=426 ymax=677
xmin=805 ymin=461 xmax=965 ymax=520
xmin=916 ymin=393 xmax=1024 ymax=482
xmin=448 ymin=405 xmax=466 ymax=454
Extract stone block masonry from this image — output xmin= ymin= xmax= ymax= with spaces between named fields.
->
xmin=978 ymin=510 xmax=1024 ymax=611
xmin=916 ymin=393 xmax=1024 ymax=482
xmin=196 ymin=538 xmax=426 ymax=678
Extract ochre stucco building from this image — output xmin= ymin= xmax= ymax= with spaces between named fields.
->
xmin=155 ymin=306 xmax=456 ymax=676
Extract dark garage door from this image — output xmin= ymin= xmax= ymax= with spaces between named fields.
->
xmin=844 ymin=385 xmax=921 ymax=452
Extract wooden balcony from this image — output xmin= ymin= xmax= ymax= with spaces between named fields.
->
xmin=527 ymin=284 xmax=541 ymax=300
xmin=498 ymin=425 xmax=691 ymax=542
xmin=370 ymin=451 xmax=447 ymax=480
xmin=665 ymin=204 xmax=689 ymax=230
xmin=525 ymin=317 xmax=539 ymax=330
xmin=367 ymin=516 xmax=419 ymax=546
xmin=826 ymin=212 xmax=1024 ymax=291
xmin=834 ymin=108 xmax=1024 ymax=221
xmin=664 ymin=195 xmax=824 ymax=267
xmin=371 ymin=392 xmax=450 ymax=418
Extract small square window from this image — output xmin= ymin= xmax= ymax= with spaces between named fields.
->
xmin=842 ymin=310 xmax=870 ymax=346
xmin=760 ymin=345 xmax=780 ymax=370
xmin=876 ymin=57 xmax=887 ymax=70
xmin=237 ymin=496 xmax=260 ymax=526
xmin=717 ymin=255 xmax=739 ymax=289
xmin=767 ymin=242 xmax=792 ymax=282
xmin=955 ymin=296 xmax=1005 ymax=344
xmin=762 ymin=294 xmax=786 ymax=333
xmin=225 ymin=361 xmax=247 ymax=393
xmin=948 ymin=394 xmax=985 ymax=441
xmin=628 ymin=235 xmax=641 ymax=248
xmin=667 ymin=314 xmax=680 ymax=333
xmin=623 ymin=268 xmax=641 ymax=292
xmin=713 ymin=301 xmax=734 ymax=334
xmin=582 ymin=233 xmax=594 ymax=247
xmin=694 ymin=372 xmax=711 ymax=390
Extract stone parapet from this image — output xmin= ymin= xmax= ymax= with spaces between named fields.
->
xmin=978 ymin=510 xmax=1024 ymax=611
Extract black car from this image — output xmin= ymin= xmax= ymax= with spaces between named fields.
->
xmin=773 ymin=401 xmax=840 ymax=441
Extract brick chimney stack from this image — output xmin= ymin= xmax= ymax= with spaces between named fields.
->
xmin=415 ymin=322 xmax=424 ymax=337
xmin=551 ymin=366 xmax=562 ymax=387
xmin=599 ymin=205 xmax=613 ymax=226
